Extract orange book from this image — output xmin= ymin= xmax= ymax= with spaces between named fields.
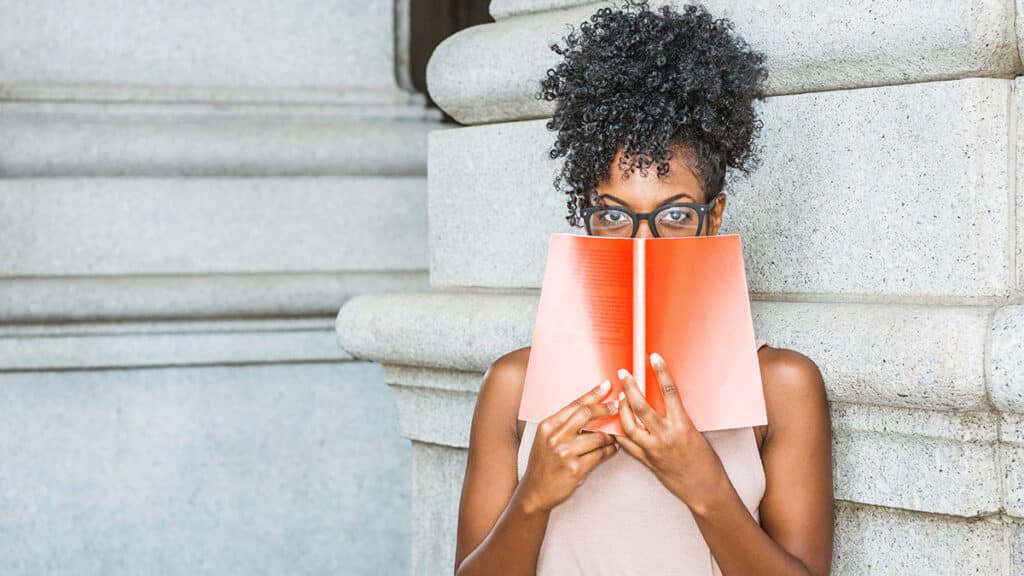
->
xmin=518 ymin=233 xmax=767 ymax=435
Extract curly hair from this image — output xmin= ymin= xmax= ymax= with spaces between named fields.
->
xmin=537 ymin=1 xmax=769 ymax=227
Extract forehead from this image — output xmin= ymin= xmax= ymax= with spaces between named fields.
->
xmin=596 ymin=146 xmax=704 ymax=203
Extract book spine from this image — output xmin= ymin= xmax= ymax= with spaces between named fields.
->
xmin=633 ymin=238 xmax=645 ymax=397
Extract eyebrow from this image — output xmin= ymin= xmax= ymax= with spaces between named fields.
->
xmin=595 ymin=192 xmax=698 ymax=207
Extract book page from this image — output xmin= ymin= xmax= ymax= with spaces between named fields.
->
xmin=519 ymin=233 xmax=633 ymax=434
xmin=644 ymin=234 xmax=767 ymax=431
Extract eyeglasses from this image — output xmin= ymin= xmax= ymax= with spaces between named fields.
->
xmin=581 ymin=195 xmax=719 ymax=238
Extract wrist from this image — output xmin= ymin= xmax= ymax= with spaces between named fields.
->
xmin=685 ymin=471 xmax=736 ymax=521
xmin=512 ymin=484 xmax=551 ymax=518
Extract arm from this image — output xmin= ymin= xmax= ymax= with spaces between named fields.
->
xmin=614 ymin=348 xmax=834 ymax=576
xmin=691 ymin=348 xmax=834 ymax=576
xmin=454 ymin=350 xmax=620 ymax=576
xmin=453 ymin=351 xmax=549 ymax=576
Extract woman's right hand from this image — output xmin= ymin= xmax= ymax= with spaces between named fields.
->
xmin=516 ymin=379 xmax=620 ymax=513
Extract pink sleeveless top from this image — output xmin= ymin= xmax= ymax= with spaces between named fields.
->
xmin=516 ymin=339 xmax=768 ymax=575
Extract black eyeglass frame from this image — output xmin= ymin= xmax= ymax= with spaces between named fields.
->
xmin=581 ymin=194 xmax=721 ymax=238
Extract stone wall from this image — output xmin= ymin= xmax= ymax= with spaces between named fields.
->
xmin=337 ymin=1 xmax=1024 ymax=574
xmin=0 ymin=1 xmax=441 ymax=574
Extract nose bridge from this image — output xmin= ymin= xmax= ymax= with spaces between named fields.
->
xmin=636 ymin=217 xmax=654 ymax=238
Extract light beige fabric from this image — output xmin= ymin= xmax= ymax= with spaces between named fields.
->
xmin=515 ymin=339 xmax=768 ymax=575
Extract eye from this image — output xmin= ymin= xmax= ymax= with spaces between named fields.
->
xmin=656 ymin=205 xmax=699 ymax=229
xmin=663 ymin=208 xmax=693 ymax=222
xmin=587 ymin=207 xmax=633 ymax=234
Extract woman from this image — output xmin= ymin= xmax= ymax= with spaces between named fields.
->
xmin=454 ymin=2 xmax=834 ymax=575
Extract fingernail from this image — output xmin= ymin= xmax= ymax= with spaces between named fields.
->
xmin=617 ymin=391 xmax=625 ymax=402
xmin=650 ymin=352 xmax=664 ymax=366
xmin=598 ymin=379 xmax=611 ymax=393
xmin=617 ymin=368 xmax=630 ymax=380
xmin=609 ymin=400 xmax=619 ymax=414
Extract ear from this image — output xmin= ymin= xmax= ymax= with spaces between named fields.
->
xmin=705 ymin=193 xmax=727 ymax=235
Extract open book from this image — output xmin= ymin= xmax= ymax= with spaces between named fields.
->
xmin=518 ymin=233 xmax=767 ymax=435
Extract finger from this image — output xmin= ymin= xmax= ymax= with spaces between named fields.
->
xmin=546 ymin=379 xmax=612 ymax=430
xmin=616 ymin=390 xmax=652 ymax=448
xmin=613 ymin=433 xmax=650 ymax=467
xmin=577 ymin=442 xmax=619 ymax=473
xmin=618 ymin=368 xmax=661 ymax=432
xmin=557 ymin=398 xmax=618 ymax=441
xmin=568 ymin=426 xmax=617 ymax=456
xmin=649 ymin=351 xmax=689 ymax=426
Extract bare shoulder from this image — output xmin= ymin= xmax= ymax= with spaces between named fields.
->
xmin=485 ymin=345 xmax=531 ymax=382
xmin=455 ymin=346 xmax=534 ymax=568
xmin=755 ymin=346 xmax=834 ymax=576
xmin=758 ymin=345 xmax=826 ymax=395
xmin=475 ymin=346 xmax=532 ymax=446
xmin=754 ymin=345 xmax=829 ymax=450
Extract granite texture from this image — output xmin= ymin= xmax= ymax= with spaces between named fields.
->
xmin=0 ymin=361 xmax=409 ymax=576
xmin=411 ymin=443 xmax=467 ymax=576
xmin=411 ymin=440 xmax=1014 ymax=575
xmin=1017 ymin=76 xmax=1024 ymax=293
xmin=427 ymin=0 xmax=1020 ymax=124
xmin=0 ymin=0 xmax=413 ymax=104
xmin=990 ymin=306 xmax=1024 ymax=413
xmin=379 ymin=352 xmax=1005 ymax=518
xmin=0 ymin=101 xmax=444 ymax=177
xmin=750 ymin=301 xmax=990 ymax=410
xmin=0 ymin=1 xmax=433 ymax=573
xmin=1003 ymin=413 xmax=1024 ymax=517
xmin=337 ymin=292 xmax=992 ymax=411
xmin=0 ymin=177 xmax=428 ymax=276
xmin=427 ymin=79 xmax=1011 ymax=298
xmin=336 ymin=291 xmax=537 ymax=373
xmin=830 ymin=403 xmax=999 ymax=517
xmin=831 ymin=502 xmax=1012 ymax=575
xmin=375 ymin=0 xmax=1024 ymax=572
xmin=0 ymin=270 xmax=428 ymax=323
xmin=0 ymin=318 xmax=350 ymax=370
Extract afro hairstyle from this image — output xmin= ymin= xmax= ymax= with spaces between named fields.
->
xmin=537 ymin=0 xmax=769 ymax=227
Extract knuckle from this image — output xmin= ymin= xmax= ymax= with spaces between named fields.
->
xmin=662 ymin=383 xmax=678 ymax=397
xmin=538 ymin=420 xmax=555 ymax=437
xmin=555 ymin=445 xmax=571 ymax=460
xmin=659 ymin=429 xmax=676 ymax=445
xmin=545 ymin=434 xmax=559 ymax=450
xmin=579 ymin=403 xmax=593 ymax=420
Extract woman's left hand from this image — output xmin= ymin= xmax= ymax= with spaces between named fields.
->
xmin=614 ymin=352 xmax=731 ymax=515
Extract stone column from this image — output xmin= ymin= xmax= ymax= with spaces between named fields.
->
xmin=0 ymin=1 xmax=440 ymax=574
xmin=337 ymin=0 xmax=1024 ymax=574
